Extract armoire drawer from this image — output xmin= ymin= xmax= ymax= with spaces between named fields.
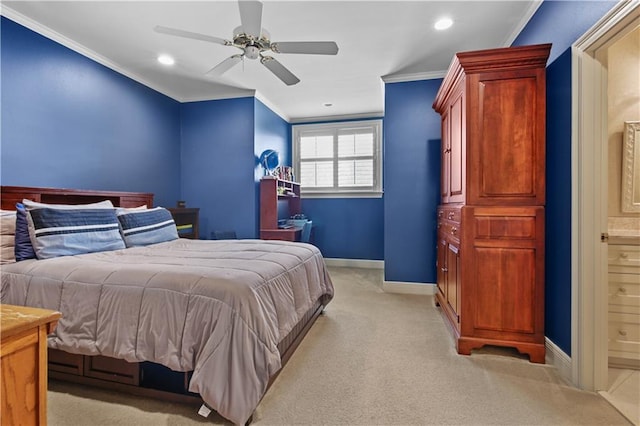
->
xmin=437 ymin=220 xmax=462 ymax=241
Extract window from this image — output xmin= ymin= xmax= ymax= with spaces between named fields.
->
xmin=293 ymin=120 xmax=383 ymax=198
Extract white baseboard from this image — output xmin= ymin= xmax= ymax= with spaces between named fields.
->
xmin=382 ymin=281 xmax=437 ymax=295
xmin=324 ymin=258 xmax=384 ymax=269
xmin=545 ymin=337 xmax=573 ymax=385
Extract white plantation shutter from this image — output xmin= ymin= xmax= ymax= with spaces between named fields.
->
xmin=293 ymin=120 xmax=382 ymax=197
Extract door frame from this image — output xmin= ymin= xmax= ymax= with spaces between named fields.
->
xmin=571 ymin=0 xmax=639 ymax=391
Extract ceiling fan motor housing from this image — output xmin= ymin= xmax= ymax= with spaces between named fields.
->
xmin=244 ymin=44 xmax=261 ymax=59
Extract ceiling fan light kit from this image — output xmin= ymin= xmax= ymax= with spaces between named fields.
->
xmin=154 ymin=0 xmax=338 ymax=86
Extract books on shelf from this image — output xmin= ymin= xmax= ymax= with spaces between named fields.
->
xmin=275 ymin=166 xmax=294 ymax=182
xmin=176 ymin=224 xmax=193 ymax=234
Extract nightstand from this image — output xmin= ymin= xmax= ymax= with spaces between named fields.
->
xmin=168 ymin=208 xmax=200 ymax=239
xmin=1 ymin=304 xmax=61 ymax=426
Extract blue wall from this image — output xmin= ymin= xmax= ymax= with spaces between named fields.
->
xmin=180 ymin=97 xmax=256 ymax=239
xmin=0 ymin=17 xmax=181 ymax=207
xmin=301 ymin=197 xmax=384 ymax=260
xmin=254 ymin=99 xmax=290 ymax=172
xmin=254 ymin=99 xmax=290 ymax=236
xmin=384 ymin=80 xmax=442 ymax=283
xmin=544 ymin=49 xmax=573 ymax=356
xmin=512 ymin=0 xmax=616 ymax=355
xmin=294 ymin=117 xmax=385 ymax=260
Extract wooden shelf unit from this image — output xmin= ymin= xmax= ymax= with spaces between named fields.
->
xmin=168 ymin=208 xmax=199 ymax=239
xmin=260 ymin=177 xmax=302 ymax=241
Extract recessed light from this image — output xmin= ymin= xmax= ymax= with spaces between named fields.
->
xmin=157 ymin=54 xmax=175 ymax=66
xmin=434 ymin=18 xmax=453 ymax=31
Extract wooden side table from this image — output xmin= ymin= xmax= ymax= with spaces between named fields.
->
xmin=1 ymin=304 xmax=61 ymax=426
xmin=168 ymin=208 xmax=200 ymax=239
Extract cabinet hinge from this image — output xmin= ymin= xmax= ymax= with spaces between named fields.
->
xmin=601 ymin=232 xmax=609 ymax=242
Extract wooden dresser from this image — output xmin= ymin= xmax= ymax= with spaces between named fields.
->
xmin=1 ymin=304 xmax=61 ymax=426
xmin=432 ymin=44 xmax=551 ymax=363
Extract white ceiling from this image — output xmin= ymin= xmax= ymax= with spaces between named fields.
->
xmin=2 ymin=1 xmax=541 ymax=122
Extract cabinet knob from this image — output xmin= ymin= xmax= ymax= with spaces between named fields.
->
xmin=618 ymin=287 xmax=627 ymax=294
xmin=444 ymin=148 xmax=452 ymax=153
xmin=448 ymin=212 xmax=454 ymax=219
xmin=451 ymin=227 xmax=457 ymax=235
xmin=618 ymin=329 xmax=627 ymax=337
xmin=441 ymin=267 xmax=448 ymax=273
xmin=619 ymin=252 xmax=628 ymax=259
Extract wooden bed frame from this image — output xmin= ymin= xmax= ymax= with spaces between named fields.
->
xmin=0 ymin=185 xmax=329 ymax=422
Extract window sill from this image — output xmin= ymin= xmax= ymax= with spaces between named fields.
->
xmin=300 ymin=191 xmax=383 ymax=199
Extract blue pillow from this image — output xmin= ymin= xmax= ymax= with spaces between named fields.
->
xmin=117 ymin=207 xmax=178 ymax=247
xmin=15 ymin=203 xmax=36 ymax=261
xmin=27 ymin=207 xmax=125 ymax=259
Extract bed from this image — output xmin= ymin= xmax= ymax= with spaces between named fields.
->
xmin=0 ymin=186 xmax=334 ymax=425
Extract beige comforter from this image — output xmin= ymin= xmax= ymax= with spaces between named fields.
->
xmin=0 ymin=238 xmax=334 ymax=425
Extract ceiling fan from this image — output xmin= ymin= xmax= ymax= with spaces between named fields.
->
xmin=154 ymin=0 xmax=339 ymax=86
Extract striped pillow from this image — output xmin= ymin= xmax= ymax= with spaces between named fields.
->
xmin=26 ymin=207 xmax=125 ymax=259
xmin=116 ymin=207 xmax=178 ymax=247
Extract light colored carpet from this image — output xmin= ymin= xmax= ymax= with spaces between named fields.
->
xmin=48 ymin=266 xmax=632 ymax=425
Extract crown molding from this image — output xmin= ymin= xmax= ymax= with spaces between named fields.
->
xmin=0 ymin=5 xmax=186 ymax=103
xmin=381 ymin=70 xmax=447 ymax=83
xmin=289 ymin=111 xmax=383 ymax=124
xmin=502 ymin=0 xmax=544 ymax=47
xmin=179 ymin=90 xmax=256 ymax=104
xmin=573 ymin=0 xmax=639 ymax=51
xmin=254 ymin=91 xmax=290 ymax=122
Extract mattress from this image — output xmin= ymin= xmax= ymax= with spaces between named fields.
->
xmin=0 ymin=238 xmax=334 ymax=425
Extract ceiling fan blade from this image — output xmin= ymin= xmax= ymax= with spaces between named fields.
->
xmin=261 ymin=56 xmax=300 ymax=86
xmin=271 ymin=41 xmax=339 ymax=55
xmin=238 ymin=0 xmax=263 ymax=39
xmin=206 ymin=55 xmax=243 ymax=76
xmin=154 ymin=25 xmax=229 ymax=46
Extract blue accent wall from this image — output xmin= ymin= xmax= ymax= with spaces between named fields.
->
xmin=513 ymin=0 xmax=618 ymax=63
xmin=254 ymin=99 xmax=290 ymax=235
xmin=293 ymin=117 xmax=385 ymax=260
xmin=180 ymin=97 xmax=256 ymax=239
xmin=384 ymin=80 xmax=442 ymax=283
xmin=301 ymin=197 xmax=384 ymax=260
xmin=512 ymin=0 xmax=616 ymax=355
xmin=544 ymin=48 xmax=573 ymax=355
xmin=254 ymin=99 xmax=290 ymax=171
xmin=0 ymin=17 xmax=181 ymax=207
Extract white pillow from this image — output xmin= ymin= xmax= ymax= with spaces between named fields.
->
xmin=0 ymin=210 xmax=17 ymax=264
xmin=116 ymin=204 xmax=147 ymax=214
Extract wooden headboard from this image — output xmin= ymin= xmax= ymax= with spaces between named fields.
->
xmin=0 ymin=186 xmax=154 ymax=210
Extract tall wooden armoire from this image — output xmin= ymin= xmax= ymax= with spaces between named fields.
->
xmin=432 ymin=44 xmax=551 ymax=363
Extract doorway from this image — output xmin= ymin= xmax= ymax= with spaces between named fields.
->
xmin=572 ymin=0 xmax=639 ymax=419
